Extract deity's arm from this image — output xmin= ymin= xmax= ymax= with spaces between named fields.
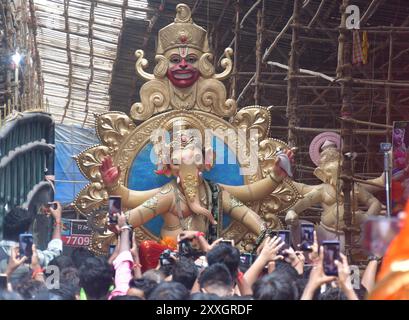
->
xmin=108 ymin=184 xmax=161 ymax=209
xmin=291 ymin=181 xmax=319 ymax=195
xmin=222 ymin=190 xmax=265 ymax=236
xmin=219 ymin=172 xmax=284 ymax=203
xmin=124 ymin=184 xmax=174 ymax=228
xmin=357 ymin=186 xmax=382 ymax=216
xmin=290 ymin=186 xmax=324 ymax=214
xmin=361 ymin=173 xmax=385 ymax=194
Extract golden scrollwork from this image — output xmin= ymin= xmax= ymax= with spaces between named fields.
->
xmin=96 ymin=112 xmax=136 ymax=151
xmin=182 ymin=174 xmax=199 ymax=202
xmin=74 ymin=182 xmax=108 ymax=216
xmin=135 ymin=49 xmax=154 ymax=82
xmin=232 ymin=106 xmax=272 ymax=143
xmin=75 ymin=145 xmax=111 ymax=182
xmin=213 ymin=48 xmax=234 ymax=81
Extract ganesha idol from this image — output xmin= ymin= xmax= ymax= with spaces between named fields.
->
xmin=73 ymin=3 xmax=301 ymax=270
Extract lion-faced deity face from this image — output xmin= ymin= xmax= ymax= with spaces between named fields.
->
xmin=165 ymin=47 xmax=201 ymax=88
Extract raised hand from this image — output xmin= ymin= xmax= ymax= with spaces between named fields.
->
xmin=100 ymin=156 xmax=121 ymax=187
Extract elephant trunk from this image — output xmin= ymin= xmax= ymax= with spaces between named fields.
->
xmin=178 ymin=162 xmax=217 ymax=225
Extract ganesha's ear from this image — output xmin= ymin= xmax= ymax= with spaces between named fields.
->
xmin=313 ymin=167 xmax=329 ymax=183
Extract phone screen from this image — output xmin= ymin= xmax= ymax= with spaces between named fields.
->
xmin=108 ymin=196 xmax=121 ymax=224
xmin=300 ymin=224 xmax=314 ymax=251
xmin=0 ymin=275 xmax=7 ymax=290
xmin=278 ymin=230 xmax=291 ymax=251
xmin=323 ymin=241 xmax=340 ymax=276
xmin=109 ymin=244 xmax=116 ymax=255
xmin=19 ymin=233 xmax=33 ymax=263
xmin=240 ymin=253 xmax=256 ymax=267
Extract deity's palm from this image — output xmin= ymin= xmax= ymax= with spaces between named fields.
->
xmin=100 ymin=156 xmax=121 ymax=187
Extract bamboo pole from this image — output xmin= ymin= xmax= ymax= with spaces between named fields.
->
xmin=385 ymin=32 xmax=393 ymax=141
xmin=254 ymin=5 xmax=264 ymax=105
xmin=286 ymin=0 xmax=301 ymax=148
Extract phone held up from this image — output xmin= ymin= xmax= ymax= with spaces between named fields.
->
xmin=300 ymin=223 xmax=315 ymax=252
xmin=19 ymin=233 xmax=34 ymax=264
xmin=0 ymin=274 xmax=7 ymax=290
xmin=108 ymin=196 xmax=121 ymax=224
xmin=322 ymin=240 xmax=341 ymax=276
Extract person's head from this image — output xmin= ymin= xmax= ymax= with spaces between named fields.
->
xmin=148 ymin=281 xmax=189 ymax=300
xmin=159 ymin=263 xmax=174 ymax=278
xmin=3 ymin=207 xmax=33 ymax=241
xmin=190 ymin=292 xmax=221 ymax=300
xmin=14 ymin=279 xmax=49 ymax=300
xmin=71 ymin=247 xmax=95 ymax=269
xmin=127 ymin=278 xmax=158 ymax=299
xmin=111 ymin=295 xmax=143 ymax=300
xmin=206 ymin=243 xmax=240 ymax=279
xmin=274 ymin=260 xmax=300 ymax=281
xmin=49 ymin=255 xmax=75 ymax=271
xmin=50 ymin=282 xmax=79 ymax=300
xmin=172 ymin=257 xmax=198 ymax=291
xmin=318 ymin=287 xmax=348 ymax=300
xmin=198 ymin=263 xmax=234 ymax=297
xmin=143 ymin=269 xmax=164 ymax=283
xmin=252 ymin=273 xmax=299 ymax=300
xmin=60 ymin=267 xmax=80 ymax=288
xmin=78 ymin=257 xmax=114 ymax=300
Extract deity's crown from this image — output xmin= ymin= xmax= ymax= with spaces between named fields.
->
xmin=156 ymin=3 xmax=210 ymax=54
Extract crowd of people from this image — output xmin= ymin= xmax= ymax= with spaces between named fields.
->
xmin=0 ymin=201 xmax=383 ymax=300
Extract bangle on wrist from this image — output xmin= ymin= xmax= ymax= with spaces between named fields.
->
xmin=195 ymin=231 xmax=205 ymax=239
xmin=54 ymin=221 xmax=63 ymax=228
xmin=120 ymin=225 xmax=132 ymax=231
xmin=32 ymin=268 xmax=45 ymax=279
xmin=106 ymin=181 xmax=120 ymax=193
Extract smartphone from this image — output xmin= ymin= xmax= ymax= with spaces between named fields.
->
xmin=322 ymin=240 xmax=341 ymax=276
xmin=108 ymin=196 xmax=121 ymax=224
xmin=109 ymin=244 xmax=116 ymax=256
xmin=47 ymin=202 xmax=58 ymax=210
xmin=240 ymin=253 xmax=257 ymax=268
xmin=362 ymin=216 xmax=400 ymax=257
xmin=0 ymin=274 xmax=7 ymax=290
xmin=300 ymin=224 xmax=315 ymax=251
xmin=19 ymin=233 xmax=34 ymax=264
xmin=278 ymin=230 xmax=291 ymax=253
xmin=220 ymin=240 xmax=234 ymax=246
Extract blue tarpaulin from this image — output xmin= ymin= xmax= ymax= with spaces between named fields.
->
xmin=54 ymin=124 xmax=99 ymax=205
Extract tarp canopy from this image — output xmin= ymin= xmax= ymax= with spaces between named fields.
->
xmin=54 ymin=124 xmax=98 ymax=204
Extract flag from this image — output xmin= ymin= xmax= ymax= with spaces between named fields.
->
xmin=352 ymin=30 xmax=364 ymax=65
xmin=362 ymin=31 xmax=369 ymax=65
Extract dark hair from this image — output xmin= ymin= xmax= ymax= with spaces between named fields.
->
xmin=159 ymin=264 xmax=174 ymax=278
xmin=78 ymin=257 xmax=114 ymax=300
xmin=318 ymin=287 xmax=348 ymax=300
xmin=111 ymin=295 xmax=143 ymax=300
xmin=274 ymin=260 xmax=300 ymax=280
xmin=148 ymin=281 xmax=189 ymax=300
xmin=3 ymin=207 xmax=33 ymax=241
xmin=50 ymin=282 xmax=78 ymax=300
xmin=252 ymin=273 xmax=299 ymax=300
xmin=143 ymin=269 xmax=164 ymax=283
xmin=172 ymin=257 xmax=198 ymax=290
xmin=206 ymin=243 xmax=240 ymax=279
xmin=14 ymin=279 xmax=49 ymax=300
xmin=190 ymin=292 xmax=221 ymax=300
xmin=198 ymin=263 xmax=233 ymax=290
xmin=60 ymin=267 xmax=80 ymax=289
xmin=129 ymin=278 xmax=158 ymax=298
xmin=49 ymin=255 xmax=75 ymax=271
xmin=71 ymin=247 xmax=95 ymax=269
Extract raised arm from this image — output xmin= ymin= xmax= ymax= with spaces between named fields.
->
xmin=100 ymin=156 xmax=160 ymax=208
xmin=124 ymin=186 xmax=174 ymax=228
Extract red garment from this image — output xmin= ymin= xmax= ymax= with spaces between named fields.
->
xmin=138 ymin=240 xmax=174 ymax=272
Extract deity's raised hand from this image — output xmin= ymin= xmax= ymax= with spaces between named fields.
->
xmin=100 ymin=156 xmax=121 ymax=187
xmin=272 ymin=148 xmax=296 ymax=179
